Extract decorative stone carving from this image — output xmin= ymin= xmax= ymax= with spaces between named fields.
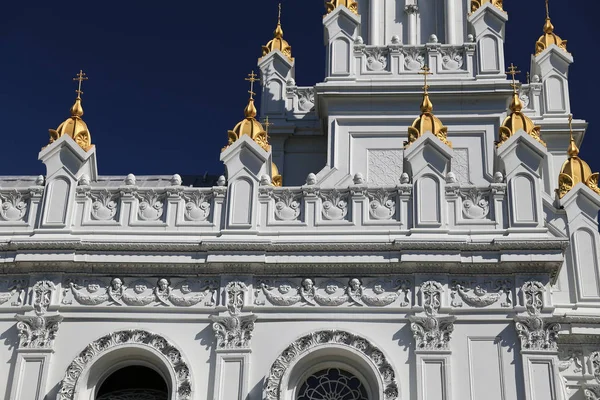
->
xmin=585 ymin=385 xmax=600 ymax=400
xmin=460 ymin=188 xmax=490 ymax=219
xmin=590 ymin=351 xmax=600 ymax=382
xmin=297 ymin=88 xmax=315 ymax=112
xmin=57 ymin=330 xmax=192 ymax=400
xmin=264 ymin=330 xmax=399 ymax=400
xmin=170 ymin=174 xmax=182 ymax=186
xmin=402 ymin=47 xmax=425 ymax=71
xmin=451 ymin=148 xmax=471 ymax=184
xmin=136 ymin=190 xmax=165 ymax=221
xmin=368 ymin=149 xmax=403 ymax=186
xmin=226 ymin=281 xmax=247 ymax=314
xmin=440 ymin=47 xmax=464 ymax=71
xmin=0 ymin=190 xmax=28 ymax=221
xmin=404 ymin=4 xmax=419 ymax=14
xmin=124 ymin=173 xmax=136 ymax=186
xmin=451 ymin=280 xmax=506 ymax=308
xmin=182 ymin=191 xmax=212 ymax=222
xmin=64 ymin=277 xmax=217 ymax=307
xmin=409 ymin=315 xmax=456 ymax=351
xmin=368 ymin=189 xmax=396 ymax=220
xmin=514 ymin=316 xmax=560 ymax=351
xmin=320 ymin=190 xmax=349 ymax=221
xmin=32 ymin=280 xmax=54 ymax=315
xmin=364 ymin=47 xmax=389 ymax=72
xmin=273 ymin=189 xmax=301 ymax=221
xmin=522 ymin=281 xmax=545 ymax=315
xmin=305 ymin=173 xmax=317 ymax=185
xmin=0 ymin=279 xmax=27 ymax=306
xmin=558 ymin=347 xmax=583 ymax=374
xmin=90 ymin=189 xmax=119 ymax=221
xmin=210 ymin=313 xmax=257 ymax=350
xmin=15 ymin=314 xmax=63 ymax=349
xmin=419 ymin=280 xmax=443 ymax=315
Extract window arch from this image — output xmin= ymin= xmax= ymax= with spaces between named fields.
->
xmin=296 ymin=366 xmax=369 ymax=400
xmin=96 ymin=365 xmax=168 ymax=400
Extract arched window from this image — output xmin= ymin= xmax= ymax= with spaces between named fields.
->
xmin=96 ymin=365 xmax=168 ymax=400
xmin=297 ymin=367 xmax=369 ymax=400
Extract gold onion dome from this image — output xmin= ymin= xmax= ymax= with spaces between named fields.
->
xmin=470 ymin=0 xmax=504 ymax=14
xmin=262 ymin=4 xmax=293 ymax=62
xmin=405 ymin=66 xmax=452 ymax=148
xmin=325 ymin=0 xmax=358 ymax=15
xmin=535 ymin=0 xmax=568 ymax=56
xmin=557 ymin=115 xmax=600 ymax=199
xmin=48 ymin=70 xmax=93 ymax=152
xmin=497 ymin=64 xmax=545 ymax=147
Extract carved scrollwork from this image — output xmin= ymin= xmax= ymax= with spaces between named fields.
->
xmin=558 ymin=347 xmax=583 ymax=374
xmin=16 ymin=314 xmax=63 ymax=349
xmin=419 ymin=281 xmax=443 ymax=315
xmin=0 ymin=278 xmax=27 ymax=306
xmin=320 ymin=189 xmax=349 ymax=221
xmin=297 ymin=88 xmax=315 ymax=112
xmin=460 ymin=188 xmax=490 ymax=219
xmin=182 ymin=191 xmax=212 ymax=222
xmin=136 ymin=190 xmax=166 ymax=221
xmin=368 ymin=189 xmax=396 ymax=220
xmin=409 ymin=315 xmax=456 ymax=351
xmin=0 ymin=190 xmax=28 ymax=221
xmin=440 ymin=47 xmax=464 ymax=71
xmin=590 ymin=352 xmax=600 ymax=382
xmin=273 ymin=189 xmax=301 ymax=221
xmin=90 ymin=189 xmax=119 ymax=221
xmin=57 ymin=330 xmax=192 ymax=400
xmin=514 ymin=316 xmax=560 ymax=351
xmin=210 ymin=314 xmax=257 ymax=350
xmin=33 ymin=280 xmax=54 ymax=315
xmin=264 ymin=330 xmax=399 ymax=400
xmin=226 ymin=281 xmax=247 ymax=315
xmin=402 ymin=47 xmax=425 ymax=71
xmin=522 ymin=281 xmax=545 ymax=315
xmin=364 ymin=47 xmax=389 ymax=71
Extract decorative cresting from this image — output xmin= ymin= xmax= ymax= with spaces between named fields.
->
xmin=325 ymin=0 xmax=358 ymax=15
xmin=557 ymin=115 xmax=600 ymax=198
xmin=262 ymin=4 xmax=293 ymax=62
xmin=47 ymin=70 xmax=93 ymax=152
xmin=497 ymin=64 xmax=545 ymax=147
xmin=57 ymin=330 xmax=192 ymax=400
xmin=535 ymin=0 xmax=568 ymax=56
xmin=405 ymin=65 xmax=452 ymax=148
xmin=263 ymin=330 xmax=399 ymax=400
xmin=470 ymin=0 xmax=504 ymax=14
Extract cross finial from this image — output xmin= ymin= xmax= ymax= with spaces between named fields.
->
xmin=568 ymin=113 xmax=574 ymax=140
xmin=278 ymin=3 xmax=282 ymax=25
xmin=545 ymin=0 xmax=550 ymax=19
xmin=506 ymin=63 xmax=521 ymax=93
xmin=262 ymin=116 xmax=274 ymax=134
xmin=418 ymin=65 xmax=432 ymax=94
xmin=245 ymin=70 xmax=260 ymax=100
xmin=73 ymin=70 xmax=88 ymax=98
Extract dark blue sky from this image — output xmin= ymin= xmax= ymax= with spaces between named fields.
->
xmin=0 ymin=1 xmax=597 ymax=177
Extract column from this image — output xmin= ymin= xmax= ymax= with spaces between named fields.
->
xmin=369 ymin=0 xmax=381 ymax=45
xmin=405 ymin=4 xmax=419 ymax=45
xmin=444 ymin=0 xmax=457 ymax=44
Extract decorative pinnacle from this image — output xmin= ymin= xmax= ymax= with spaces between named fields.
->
xmin=418 ymin=65 xmax=433 ymax=113
xmin=278 ymin=3 xmax=282 ymax=25
xmin=506 ymin=63 xmax=520 ymax=93
xmin=73 ymin=70 xmax=88 ymax=98
xmin=262 ymin=116 xmax=273 ymax=134
xmin=245 ymin=70 xmax=260 ymax=100
xmin=567 ymin=114 xmax=579 ymax=157
xmin=545 ymin=0 xmax=550 ymax=19
xmin=418 ymin=65 xmax=431 ymax=94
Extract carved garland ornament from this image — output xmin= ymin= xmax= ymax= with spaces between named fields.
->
xmin=264 ymin=330 xmax=399 ymax=400
xmin=57 ymin=330 xmax=192 ymax=400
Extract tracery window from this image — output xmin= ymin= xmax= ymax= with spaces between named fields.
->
xmin=297 ymin=368 xmax=369 ymax=400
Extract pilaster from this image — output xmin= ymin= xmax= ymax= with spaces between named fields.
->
xmin=323 ymin=6 xmax=361 ymax=81
xmin=468 ymin=3 xmax=508 ymax=79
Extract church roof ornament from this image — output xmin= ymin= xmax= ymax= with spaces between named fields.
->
xmin=405 ymin=65 xmax=452 ymax=148
xmin=262 ymin=116 xmax=282 ymax=187
xmin=557 ymin=115 xmax=600 ymax=199
xmin=47 ymin=70 xmax=93 ymax=152
xmin=535 ymin=0 xmax=568 ymax=56
xmin=470 ymin=0 xmax=504 ymax=14
xmin=497 ymin=64 xmax=546 ymax=147
xmin=262 ymin=3 xmax=293 ymax=62
xmin=325 ymin=0 xmax=359 ymax=16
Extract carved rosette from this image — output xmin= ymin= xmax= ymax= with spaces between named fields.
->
xmin=15 ymin=314 xmax=63 ymax=349
xmin=210 ymin=314 xmax=257 ymax=350
xmin=273 ymin=189 xmax=301 ymax=221
xmin=320 ymin=189 xmax=349 ymax=221
xmin=136 ymin=190 xmax=166 ymax=221
xmin=0 ymin=190 xmax=28 ymax=221
xmin=90 ymin=189 xmax=119 ymax=221
xmin=264 ymin=330 xmax=399 ymax=400
xmin=514 ymin=316 xmax=560 ymax=352
xmin=57 ymin=330 xmax=192 ymax=400
xmin=409 ymin=315 xmax=456 ymax=351
xmin=368 ymin=189 xmax=396 ymax=220
xmin=182 ymin=191 xmax=212 ymax=222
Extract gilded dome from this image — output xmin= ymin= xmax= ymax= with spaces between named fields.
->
xmin=470 ymin=0 xmax=504 ymax=14
xmin=498 ymin=92 xmax=545 ymax=147
xmin=272 ymin=162 xmax=282 ymax=187
xmin=535 ymin=18 xmax=568 ymax=56
xmin=325 ymin=0 xmax=358 ymax=15
xmin=226 ymin=98 xmax=270 ymax=153
xmin=405 ymin=93 xmax=452 ymax=148
xmin=48 ymin=96 xmax=93 ymax=152
xmin=262 ymin=12 xmax=293 ymax=62
xmin=557 ymin=116 xmax=600 ymax=199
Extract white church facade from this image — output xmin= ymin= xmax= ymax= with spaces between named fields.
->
xmin=1 ymin=1 xmax=599 ymax=399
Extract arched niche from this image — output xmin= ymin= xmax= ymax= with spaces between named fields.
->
xmin=56 ymin=330 xmax=192 ymax=400
xmin=263 ymin=330 xmax=399 ymax=400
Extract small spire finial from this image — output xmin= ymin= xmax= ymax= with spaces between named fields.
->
xmin=417 ymin=65 xmax=433 ymax=113
xmin=245 ymin=70 xmax=260 ymax=100
xmin=545 ymin=0 xmax=550 ymax=20
xmin=506 ymin=63 xmax=521 ymax=94
xmin=567 ymin=114 xmax=579 ymax=157
xmin=278 ymin=3 xmax=282 ymax=25
xmin=418 ymin=65 xmax=432 ymax=94
xmin=73 ymin=70 xmax=88 ymax=99
xmin=262 ymin=116 xmax=273 ymax=135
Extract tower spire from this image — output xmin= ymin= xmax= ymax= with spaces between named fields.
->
xmin=535 ymin=0 xmax=568 ymax=55
xmin=261 ymin=3 xmax=293 ymax=61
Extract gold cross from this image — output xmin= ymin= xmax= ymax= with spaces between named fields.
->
xmin=418 ymin=65 xmax=432 ymax=93
xmin=262 ymin=116 xmax=274 ymax=134
xmin=506 ymin=63 xmax=520 ymax=92
xmin=73 ymin=70 xmax=88 ymax=98
xmin=545 ymin=0 xmax=550 ymax=19
xmin=245 ymin=70 xmax=260 ymax=100
xmin=278 ymin=3 xmax=282 ymax=24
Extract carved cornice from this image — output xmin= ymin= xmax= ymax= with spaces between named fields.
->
xmin=57 ymin=330 xmax=192 ymax=400
xmin=15 ymin=314 xmax=62 ymax=349
xmin=264 ymin=330 xmax=399 ymax=400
